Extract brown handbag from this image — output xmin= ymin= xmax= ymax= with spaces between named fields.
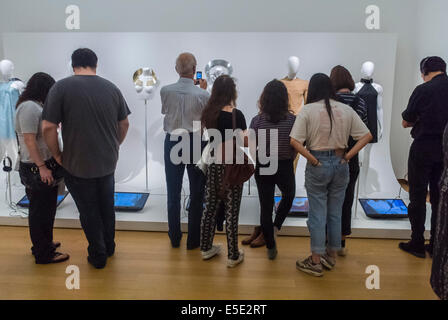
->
xmin=219 ymin=109 xmax=255 ymax=197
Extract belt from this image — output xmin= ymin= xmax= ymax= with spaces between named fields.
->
xmin=310 ymin=149 xmax=346 ymax=157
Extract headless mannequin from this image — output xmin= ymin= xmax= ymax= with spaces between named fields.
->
xmin=354 ymin=61 xmax=384 ymax=196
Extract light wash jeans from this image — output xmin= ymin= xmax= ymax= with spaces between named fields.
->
xmin=305 ymin=150 xmax=350 ymax=255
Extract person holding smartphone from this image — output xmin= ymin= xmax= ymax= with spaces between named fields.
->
xmin=15 ymin=72 xmax=69 ymax=264
xmin=160 ymin=53 xmax=209 ymax=250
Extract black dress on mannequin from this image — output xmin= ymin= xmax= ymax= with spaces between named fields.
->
xmin=357 ymin=79 xmax=379 ymax=143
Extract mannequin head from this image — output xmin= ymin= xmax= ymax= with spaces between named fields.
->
xmin=71 ymin=48 xmax=97 ymax=75
xmin=287 ymin=56 xmax=300 ymax=79
xmin=0 ymin=59 xmax=15 ymax=80
xmin=175 ymin=53 xmax=197 ymax=79
xmin=361 ymin=61 xmax=375 ymax=79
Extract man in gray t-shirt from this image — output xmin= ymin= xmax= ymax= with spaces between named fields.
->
xmin=42 ymin=48 xmax=130 ymax=269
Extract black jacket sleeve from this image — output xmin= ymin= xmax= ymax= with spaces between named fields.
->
xmin=402 ymin=85 xmax=429 ymax=123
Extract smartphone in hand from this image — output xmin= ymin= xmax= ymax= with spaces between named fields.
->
xmin=194 ymin=71 xmax=202 ymax=85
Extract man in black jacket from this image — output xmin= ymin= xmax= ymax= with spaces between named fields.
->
xmin=400 ymin=56 xmax=448 ymax=258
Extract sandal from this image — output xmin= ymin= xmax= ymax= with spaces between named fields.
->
xmin=36 ymin=252 xmax=70 ymax=264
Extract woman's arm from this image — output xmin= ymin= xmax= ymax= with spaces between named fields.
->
xmin=23 ymin=133 xmax=54 ymax=185
xmin=344 ymin=132 xmax=373 ymax=161
xmin=290 ymin=138 xmax=319 ymax=166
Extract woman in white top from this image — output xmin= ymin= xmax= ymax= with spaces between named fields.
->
xmin=290 ymin=73 xmax=372 ymax=277
xmin=16 ymin=72 xmax=69 ymax=264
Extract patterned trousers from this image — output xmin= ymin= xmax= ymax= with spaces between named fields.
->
xmin=200 ymin=164 xmax=243 ymax=260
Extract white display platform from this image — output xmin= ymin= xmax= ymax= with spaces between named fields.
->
xmin=0 ymin=171 xmax=431 ymax=240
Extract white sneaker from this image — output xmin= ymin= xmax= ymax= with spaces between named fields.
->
xmin=337 ymin=247 xmax=347 ymax=257
xmin=202 ymin=245 xmax=222 ymax=260
xmin=227 ymin=249 xmax=244 ymax=268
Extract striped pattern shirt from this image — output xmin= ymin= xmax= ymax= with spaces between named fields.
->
xmin=337 ymin=92 xmax=368 ymax=126
xmin=250 ymin=112 xmax=297 ymax=160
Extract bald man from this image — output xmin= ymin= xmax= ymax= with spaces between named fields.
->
xmin=160 ymin=52 xmax=209 ymax=249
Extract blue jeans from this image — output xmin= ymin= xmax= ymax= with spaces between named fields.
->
xmin=305 ymin=150 xmax=349 ymax=255
xmin=164 ymin=133 xmax=205 ymax=248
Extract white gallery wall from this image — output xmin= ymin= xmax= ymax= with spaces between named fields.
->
xmin=2 ymin=32 xmax=398 ymax=199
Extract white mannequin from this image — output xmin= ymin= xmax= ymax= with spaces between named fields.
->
xmin=354 ymin=61 xmax=384 ymax=140
xmin=0 ymin=60 xmax=25 ymax=92
xmin=0 ymin=59 xmax=23 ymax=168
xmin=134 ymin=68 xmax=158 ymax=100
xmin=287 ymin=56 xmax=300 ymax=80
xmin=354 ymin=61 xmax=384 ymax=196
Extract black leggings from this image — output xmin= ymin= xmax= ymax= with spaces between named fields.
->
xmin=19 ymin=162 xmax=58 ymax=263
xmin=341 ymin=157 xmax=360 ymax=236
xmin=255 ymin=159 xmax=296 ymax=249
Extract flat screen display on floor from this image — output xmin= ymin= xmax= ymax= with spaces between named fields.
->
xmin=275 ymin=196 xmax=309 ymax=217
xmin=17 ymin=191 xmax=69 ymax=208
xmin=359 ymin=199 xmax=408 ymax=219
xmin=114 ymin=192 xmax=149 ymax=212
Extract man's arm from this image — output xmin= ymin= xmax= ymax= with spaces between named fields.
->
xmin=402 ymin=120 xmax=414 ymax=128
xmin=402 ymin=86 xmax=427 ymax=128
xmin=42 ymin=120 xmax=62 ymax=165
xmin=118 ymin=118 xmax=130 ymax=145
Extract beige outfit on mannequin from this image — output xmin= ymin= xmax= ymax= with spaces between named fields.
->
xmin=280 ymin=77 xmax=309 ymax=173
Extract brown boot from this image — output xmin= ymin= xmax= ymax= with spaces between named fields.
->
xmin=250 ymin=231 xmax=266 ymax=248
xmin=242 ymin=226 xmax=261 ymax=245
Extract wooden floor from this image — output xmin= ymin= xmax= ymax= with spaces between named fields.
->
xmin=0 ymin=226 xmax=437 ymax=300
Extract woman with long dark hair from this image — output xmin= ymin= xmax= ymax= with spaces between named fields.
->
xmin=15 ymin=72 xmax=69 ymax=264
xmin=330 ymin=65 xmax=368 ymax=256
xmin=200 ymin=75 xmax=247 ymax=268
xmin=290 ymin=73 xmax=372 ymax=276
xmin=250 ymin=79 xmax=297 ymax=259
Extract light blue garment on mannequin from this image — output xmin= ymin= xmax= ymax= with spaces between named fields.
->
xmin=0 ymin=81 xmax=20 ymax=139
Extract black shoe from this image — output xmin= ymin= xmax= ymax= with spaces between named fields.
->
xmin=424 ymin=244 xmax=433 ymax=258
xmin=31 ymin=241 xmax=61 ymax=256
xmin=87 ymin=256 xmax=107 ymax=269
xmin=399 ymin=241 xmax=425 ymax=258
xmin=187 ymin=243 xmax=200 ymax=250
xmin=35 ymin=252 xmax=70 ymax=264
